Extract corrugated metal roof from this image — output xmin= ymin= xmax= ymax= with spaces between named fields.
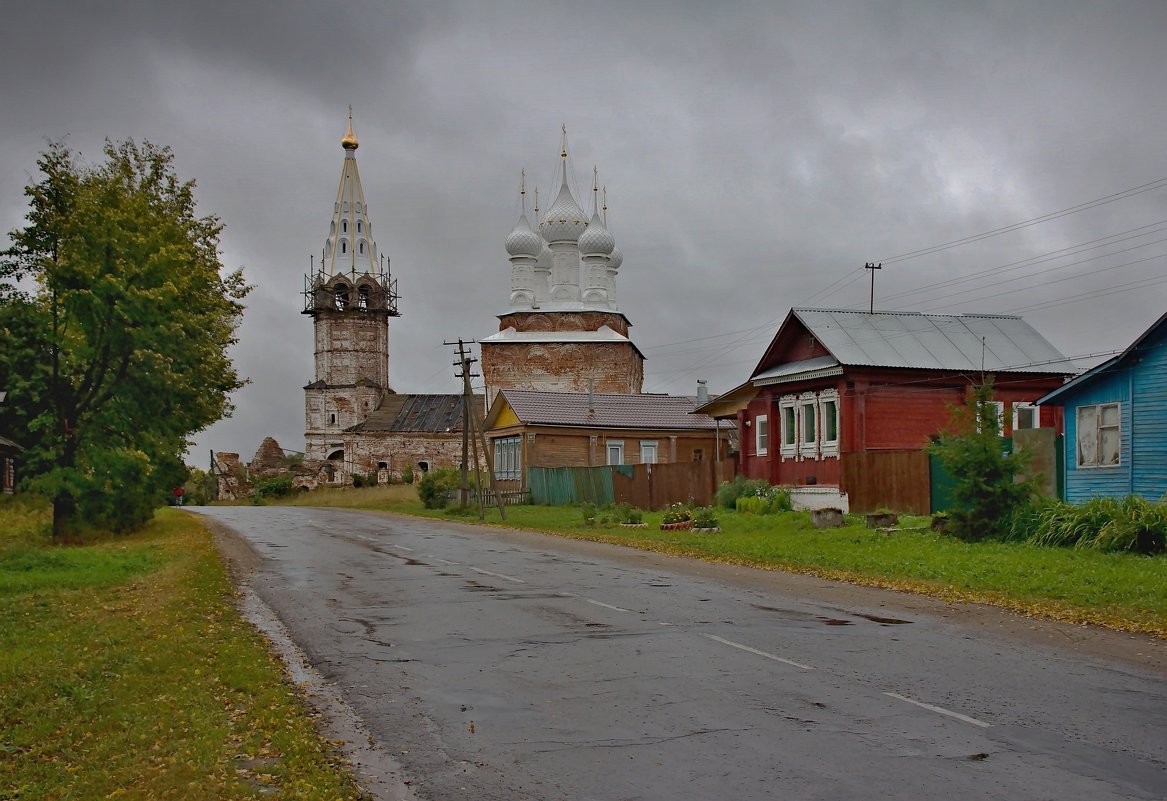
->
xmin=352 ymin=393 xmax=476 ymax=433
xmin=0 ymin=434 xmax=23 ymax=452
xmin=789 ymin=308 xmax=1075 ymax=373
xmin=752 ymin=355 xmax=843 ymax=384
xmin=496 ymin=389 xmax=731 ymax=431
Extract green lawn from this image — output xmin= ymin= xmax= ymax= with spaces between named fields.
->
xmin=0 ymin=496 xmax=369 ymax=800
xmin=271 ymin=485 xmax=1167 ymax=636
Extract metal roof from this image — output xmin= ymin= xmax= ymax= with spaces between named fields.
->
xmin=752 ymin=355 xmax=843 ymax=385
xmin=352 ymin=393 xmax=475 ymax=434
xmin=493 ymin=389 xmax=731 ymax=431
xmin=787 ymin=308 xmax=1076 ymax=374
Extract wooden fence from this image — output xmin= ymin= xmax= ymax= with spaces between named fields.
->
xmin=612 ymin=459 xmax=733 ymax=510
xmin=840 ymin=450 xmax=930 ymax=514
xmin=527 ymin=459 xmax=733 ymax=509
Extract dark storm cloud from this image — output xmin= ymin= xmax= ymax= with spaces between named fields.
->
xmin=3 ymin=0 xmax=1165 ymax=460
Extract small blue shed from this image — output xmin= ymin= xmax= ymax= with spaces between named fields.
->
xmin=1036 ymin=312 xmax=1167 ymax=502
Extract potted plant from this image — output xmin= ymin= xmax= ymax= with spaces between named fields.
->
xmin=692 ymin=507 xmax=720 ymax=532
xmin=618 ymin=503 xmax=646 ymax=528
xmin=660 ymin=503 xmax=694 ymax=531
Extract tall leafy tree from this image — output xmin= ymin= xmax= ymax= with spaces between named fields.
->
xmin=1 ymin=140 xmax=249 ymax=537
xmin=928 ymin=377 xmax=1035 ymax=541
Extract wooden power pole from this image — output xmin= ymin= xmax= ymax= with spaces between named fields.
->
xmin=446 ymin=339 xmax=507 ymax=521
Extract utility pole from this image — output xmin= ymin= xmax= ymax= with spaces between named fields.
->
xmin=445 ymin=339 xmax=507 ymax=521
xmin=864 ymin=262 xmax=881 ymax=314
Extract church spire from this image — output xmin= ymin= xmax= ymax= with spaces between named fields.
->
xmin=323 ymin=109 xmax=378 ymax=276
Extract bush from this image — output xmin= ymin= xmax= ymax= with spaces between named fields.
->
xmin=733 ymin=485 xmax=792 ymax=514
xmin=614 ymin=503 xmax=644 ymax=524
xmin=662 ymin=503 xmax=693 ymax=525
xmin=692 ymin=507 xmax=719 ymax=529
xmin=580 ymin=501 xmax=597 ymax=526
xmin=418 ymin=467 xmax=460 ymax=509
xmin=715 ymin=476 xmax=770 ymax=509
xmin=1017 ymin=495 xmax=1167 ymax=554
xmin=401 ymin=465 xmax=415 ymax=485
xmin=253 ymin=475 xmax=293 ymax=499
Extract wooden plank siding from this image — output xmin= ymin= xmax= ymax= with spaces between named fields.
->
xmin=1060 ymin=370 xmax=1132 ymax=503
xmin=840 ymin=450 xmax=931 ymax=514
xmin=1132 ymin=327 xmax=1167 ymax=499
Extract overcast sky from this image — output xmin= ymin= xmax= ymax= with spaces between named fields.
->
xmin=3 ymin=1 xmax=1166 ymax=465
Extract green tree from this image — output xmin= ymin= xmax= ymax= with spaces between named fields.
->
xmin=0 ymin=139 xmax=249 ymax=537
xmin=927 ymin=377 xmax=1034 ymax=541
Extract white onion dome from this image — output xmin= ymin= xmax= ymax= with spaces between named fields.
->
xmin=579 ymin=210 xmax=615 ymax=256
xmin=535 ymin=242 xmax=553 ymax=271
xmin=608 ymin=246 xmax=623 ymax=269
xmin=505 ymin=213 xmax=542 ymax=257
xmin=540 ymin=181 xmax=587 ymax=243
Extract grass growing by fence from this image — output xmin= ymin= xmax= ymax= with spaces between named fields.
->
xmin=0 ymin=497 xmax=368 ymax=800
xmin=276 ymin=485 xmax=1167 ymax=635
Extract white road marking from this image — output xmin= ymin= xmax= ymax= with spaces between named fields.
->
xmin=434 ymin=558 xmax=457 ymax=566
xmin=883 ymin=692 xmax=990 ymax=728
xmin=471 ymin=567 xmax=526 ymax=584
xmin=388 ymin=543 xmax=414 ymax=551
xmin=702 ymin=634 xmax=814 ymax=671
xmin=586 ymin=599 xmax=634 ymax=613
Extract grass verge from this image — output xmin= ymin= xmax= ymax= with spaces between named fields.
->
xmin=269 ymin=485 xmax=1167 ymax=637
xmin=0 ymin=495 xmax=369 ymax=800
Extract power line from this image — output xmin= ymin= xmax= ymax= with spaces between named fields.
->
xmin=876 ymin=176 xmax=1167 ymax=265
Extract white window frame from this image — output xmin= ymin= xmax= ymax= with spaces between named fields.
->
xmin=818 ymin=390 xmax=840 ymax=457
xmin=755 ymin=415 xmax=768 ymax=456
xmin=798 ymin=393 xmax=818 ymax=458
xmin=778 ymin=397 xmax=797 ymax=458
xmin=493 ymin=435 xmax=522 ymax=480
xmin=607 ymin=440 xmax=625 ymax=466
xmin=1012 ymin=402 xmax=1039 ymax=431
xmin=975 ymin=400 xmax=1006 ymax=435
xmin=640 ymin=440 xmax=658 ymax=465
xmin=1076 ymin=402 xmax=1121 ymax=468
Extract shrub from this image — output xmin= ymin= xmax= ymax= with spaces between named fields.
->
xmin=1018 ymin=495 xmax=1167 ymax=554
xmin=254 ymin=475 xmax=293 ymax=499
xmin=692 ymin=507 xmax=719 ymax=529
xmin=662 ymin=503 xmax=693 ymax=525
xmin=734 ymin=485 xmax=791 ymax=514
xmin=580 ymin=501 xmax=597 ymax=525
xmin=715 ymin=476 xmax=770 ymax=509
xmin=401 ymin=465 xmax=415 ymax=485
xmin=418 ymin=467 xmax=460 ymax=509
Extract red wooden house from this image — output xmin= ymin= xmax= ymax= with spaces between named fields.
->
xmin=697 ymin=308 xmax=1075 ymax=513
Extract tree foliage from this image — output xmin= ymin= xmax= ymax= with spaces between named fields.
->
xmin=927 ymin=377 xmax=1034 ymax=541
xmin=0 ymin=139 xmax=249 ymax=536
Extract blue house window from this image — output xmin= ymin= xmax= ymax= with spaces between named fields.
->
xmin=1076 ymin=403 xmax=1120 ymax=467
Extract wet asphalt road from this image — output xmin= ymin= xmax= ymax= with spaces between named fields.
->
xmin=195 ymin=506 xmax=1167 ymax=800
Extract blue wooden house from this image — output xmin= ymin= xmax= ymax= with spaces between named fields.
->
xmin=1036 ymin=312 xmax=1167 ymax=502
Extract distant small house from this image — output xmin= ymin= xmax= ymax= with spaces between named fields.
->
xmin=344 ymin=393 xmax=481 ymax=481
xmin=483 ymin=389 xmax=733 ymax=493
xmin=0 ymin=435 xmax=21 ymax=494
xmin=1036 ymin=311 xmax=1167 ymax=503
xmin=698 ymin=308 xmax=1075 ymax=513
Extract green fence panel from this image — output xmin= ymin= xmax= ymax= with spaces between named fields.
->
xmin=527 ymin=466 xmax=614 ymax=506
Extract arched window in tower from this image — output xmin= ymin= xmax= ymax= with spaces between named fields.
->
xmin=342 ymin=219 xmax=348 ymax=233
xmin=330 ymin=221 xmax=336 ymax=235
xmin=357 ymin=202 xmax=362 ymax=213
xmin=343 ymin=201 xmax=349 ymax=213
xmin=340 ymin=239 xmax=347 ymax=254
xmin=357 ymin=220 xmax=362 ymax=233
xmin=359 ymin=240 xmax=365 ymax=254
xmin=334 ymin=283 xmax=349 ymax=310
xmin=324 ymin=240 xmax=331 ymax=257
xmin=357 ymin=284 xmax=371 ymax=310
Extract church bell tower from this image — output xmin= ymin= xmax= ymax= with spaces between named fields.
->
xmin=303 ymin=110 xmax=399 ymax=461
